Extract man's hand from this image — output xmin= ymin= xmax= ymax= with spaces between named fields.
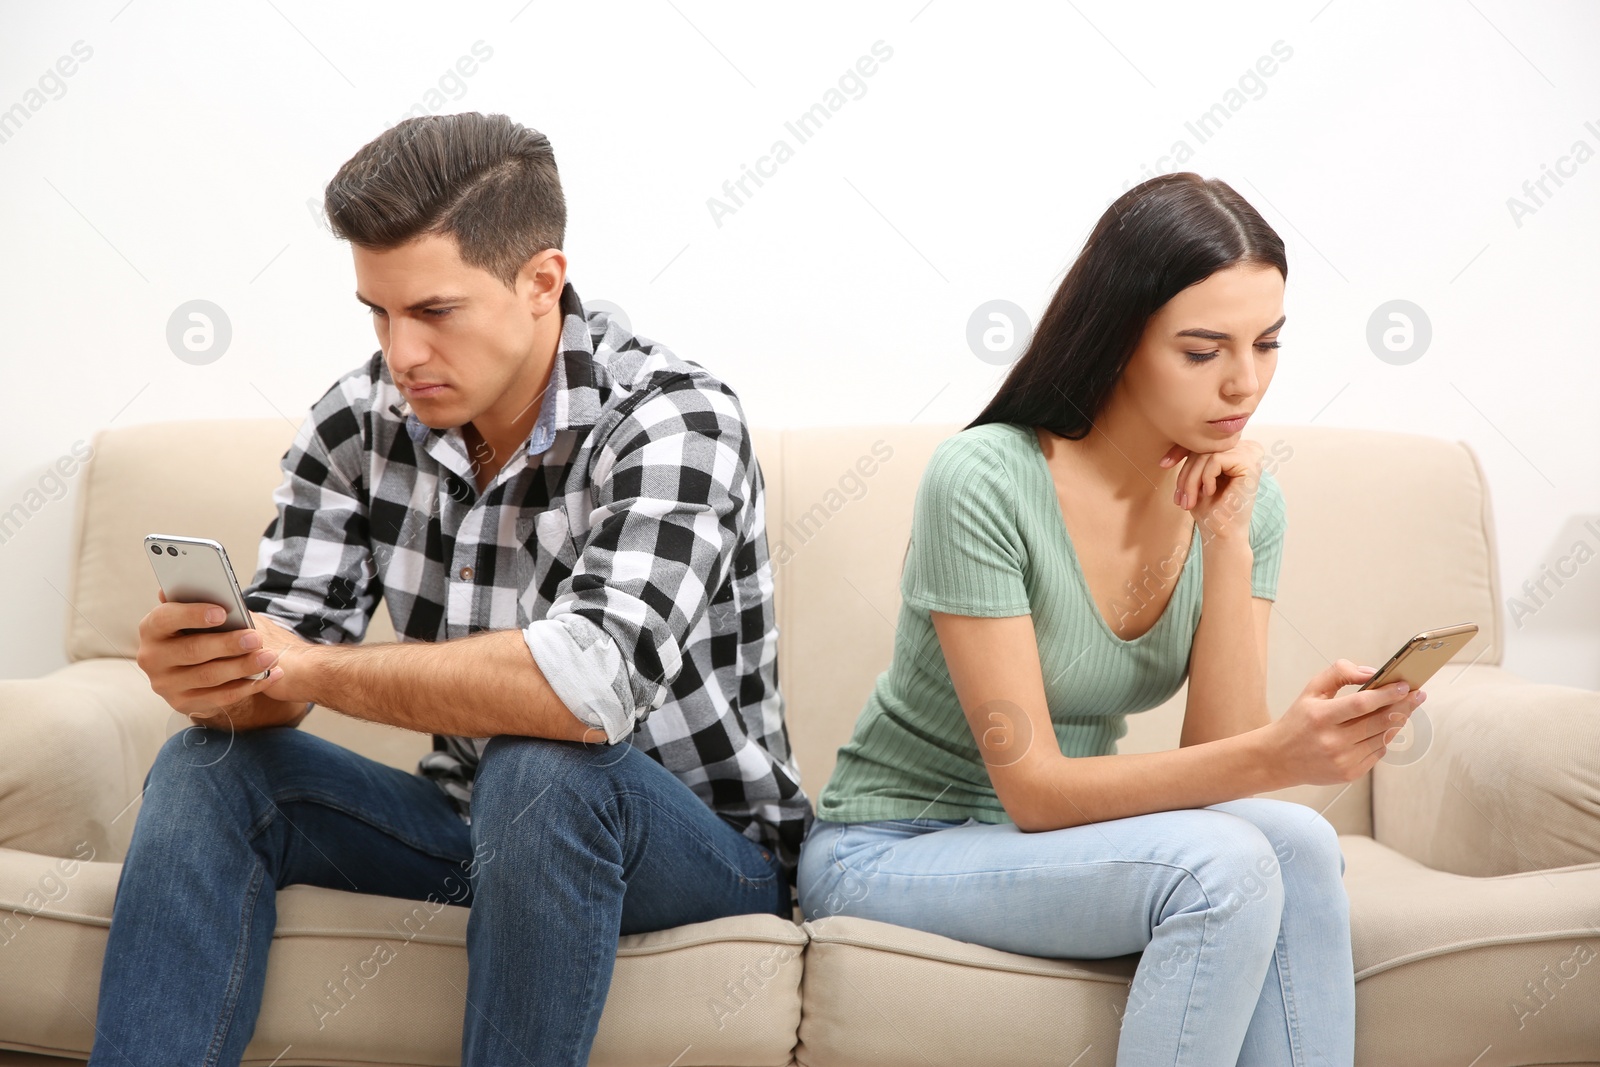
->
xmin=136 ymin=590 xmax=311 ymax=730
xmin=1160 ymin=437 xmax=1264 ymax=549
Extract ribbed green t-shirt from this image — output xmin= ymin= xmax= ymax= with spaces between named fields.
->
xmin=815 ymin=421 xmax=1287 ymax=825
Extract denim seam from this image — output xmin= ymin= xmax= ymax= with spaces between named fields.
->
xmin=610 ymin=788 xmax=778 ymax=887
xmin=571 ymin=825 xmax=613 ymax=1059
xmin=1172 ymin=866 xmax=1216 ymax=1067
xmin=202 ymin=855 xmax=266 ymax=1067
xmin=1275 ymin=923 xmax=1305 ymax=1066
xmin=256 ymin=786 xmax=469 ymax=865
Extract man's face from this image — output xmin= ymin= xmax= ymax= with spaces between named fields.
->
xmin=352 ymin=233 xmax=560 ymax=430
xmin=1115 ymin=262 xmax=1285 ymax=453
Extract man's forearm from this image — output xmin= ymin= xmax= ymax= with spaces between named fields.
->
xmin=296 ymin=630 xmax=605 ymax=743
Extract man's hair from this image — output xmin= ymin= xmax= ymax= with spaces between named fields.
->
xmin=323 ymin=111 xmax=565 ymax=289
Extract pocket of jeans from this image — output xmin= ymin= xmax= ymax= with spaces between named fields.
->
xmin=706 ymin=830 xmax=780 ymax=888
xmin=872 ymin=818 xmax=965 ymax=833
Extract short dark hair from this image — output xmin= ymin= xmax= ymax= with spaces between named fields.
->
xmin=323 ymin=111 xmax=566 ymax=289
xmin=968 ymin=172 xmax=1287 ymax=438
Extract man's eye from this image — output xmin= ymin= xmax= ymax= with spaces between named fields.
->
xmin=424 ymin=308 xmax=452 ymax=318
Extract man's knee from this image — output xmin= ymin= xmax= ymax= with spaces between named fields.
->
xmin=146 ymin=724 xmax=309 ymax=802
xmin=472 ymin=734 xmax=633 ymax=823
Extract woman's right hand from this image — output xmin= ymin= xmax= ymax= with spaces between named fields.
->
xmin=1265 ymin=658 xmax=1427 ymax=785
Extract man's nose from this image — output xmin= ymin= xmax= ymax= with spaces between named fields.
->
xmin=384 ymin=319 xmax=428 ymax=375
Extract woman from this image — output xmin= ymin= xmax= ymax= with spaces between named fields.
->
xmin=797 ymin=172 xmax=1425 ymax=1066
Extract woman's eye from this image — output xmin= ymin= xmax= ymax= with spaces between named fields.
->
xmin=1185 ymin=341 xmax=1281 ymax=364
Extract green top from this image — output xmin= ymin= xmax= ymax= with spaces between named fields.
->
xmin=814 ymin=421 xmax=1287 ymax=825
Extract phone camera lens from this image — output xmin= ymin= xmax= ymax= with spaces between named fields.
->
xmin=166 ymin=545 xmax=178 ymax=556
xmin=150 ymin=544 xmax=162 ymax=554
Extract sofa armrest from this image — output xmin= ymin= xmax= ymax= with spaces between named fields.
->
xmin=0 ymin=658 xmax=179 ymax=863
xmin=1371 ymin=663 xmax=1600 ymax=877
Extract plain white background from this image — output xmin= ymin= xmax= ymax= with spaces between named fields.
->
xmin=1 ymin=1 xmax=1596 ymax=688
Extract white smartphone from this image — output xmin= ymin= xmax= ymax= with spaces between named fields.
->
xmin=144 ymin=534 xmax=269 ymax=681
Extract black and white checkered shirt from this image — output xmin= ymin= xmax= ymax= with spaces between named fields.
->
xmin=241 ymin=279 xmax=813 ymax=880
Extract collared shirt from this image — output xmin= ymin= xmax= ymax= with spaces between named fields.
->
xmin=241 ymin=280 xmax=813 ymax=880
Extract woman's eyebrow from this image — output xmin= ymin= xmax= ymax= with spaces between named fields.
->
xmin=1174 ymin=314 xmax=1287 ymax=341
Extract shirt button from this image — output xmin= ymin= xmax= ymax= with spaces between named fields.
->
xmin=761 ymin=850 xmax=770 ymax=860
xmin=459 ymin=566 xmax=474 ymax=581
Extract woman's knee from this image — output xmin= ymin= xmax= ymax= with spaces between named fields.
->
xmin=1173 ymin=814 xmax=1287 ymax=946
xmin=1210 ymin=797 xmax=1346 ymax=884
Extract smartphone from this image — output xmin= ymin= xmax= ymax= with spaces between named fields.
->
xmin=1356 ymin=622 xmax=1479 ymax=693
xmin=144 ymin=534 xmax=269 ymax=681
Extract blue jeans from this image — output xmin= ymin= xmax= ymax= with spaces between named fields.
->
xmin=88 ymin=724 xmax=791 ymax=1067
xmin=797 ymin=798 xmax=1354 ymax=1067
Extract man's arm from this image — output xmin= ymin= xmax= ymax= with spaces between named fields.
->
xmin=232 ymin=618 xmax=601 ymax=742
xmin=222 ymin=367 xmax=751 ymax=745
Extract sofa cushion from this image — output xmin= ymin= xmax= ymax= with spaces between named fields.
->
xmin=1341 ymin=833 xmax=1600 ymax=1066
xmin=0 ymin=849 xmax=805 ymax=1066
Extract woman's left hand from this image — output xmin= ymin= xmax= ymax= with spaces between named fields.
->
xmin=1159 ymin=438 xmax=1264 ymax=549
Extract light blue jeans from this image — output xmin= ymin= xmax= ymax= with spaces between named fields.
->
xmin=797 ymin=798 xmax=1354 ymax=1066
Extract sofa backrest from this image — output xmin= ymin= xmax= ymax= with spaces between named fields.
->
xmin=65 ymin=418 xmax=1503 ymax=836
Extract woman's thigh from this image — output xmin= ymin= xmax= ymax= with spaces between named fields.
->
xmin=798 ymin=805 xmax=1290 ymax=962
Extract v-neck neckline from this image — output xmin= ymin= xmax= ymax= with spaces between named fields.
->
xmin=1023 ymin=424 xmax=1197 ymax=647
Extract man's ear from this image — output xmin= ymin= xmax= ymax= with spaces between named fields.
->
xmin=516 ymin=248 xmax=567 ymax=317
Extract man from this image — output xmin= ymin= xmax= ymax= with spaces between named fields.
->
xmin=91 ymin=111 xmax=811 ymax=1066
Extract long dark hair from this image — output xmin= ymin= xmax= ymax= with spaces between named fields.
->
xmin=967 ymin=172 xmax=1286 ymax=438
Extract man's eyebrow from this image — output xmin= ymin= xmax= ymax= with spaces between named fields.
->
xmin=1174 ymin=314 xmax=1287 ymax=341
xmin=354 ymin=291 xmax=469 ymax=312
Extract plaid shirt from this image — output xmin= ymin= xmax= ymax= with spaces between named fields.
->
xmin=241 ymin=279 xmax=813 ymax=880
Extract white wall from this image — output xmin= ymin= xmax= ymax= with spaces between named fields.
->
xmin=2 ymin=0 xmax=1596 ymax=688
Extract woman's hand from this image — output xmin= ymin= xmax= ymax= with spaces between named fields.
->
xmin=1159 ymin=438 xmax=1264 ymax=549
xmin=1263 ymin=659 xmax=1427 ymax=785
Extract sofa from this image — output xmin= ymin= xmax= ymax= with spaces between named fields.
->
xmin=1 ymin=416 xmax=1597 ymax=1067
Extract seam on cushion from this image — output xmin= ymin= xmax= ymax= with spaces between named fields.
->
xmin=803 ymin=930 xmax=1137 ymax=983
xmin=64 ymin=428 xmax=106 ymax=661
xmin=0 ymin=904 xmax=810 ymax=960
xmin=1354 ymin=928 xmax=1600 ymax=981
xmin=1456 ymin=436 xmax=1504 ymax=666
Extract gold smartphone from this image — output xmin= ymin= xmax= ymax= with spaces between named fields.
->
xmin=1356 ymin=622 xmax=1479 ymax=692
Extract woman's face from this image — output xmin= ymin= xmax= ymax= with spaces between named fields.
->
xmin=1114 ymin=262 xmax=1285 ymax=455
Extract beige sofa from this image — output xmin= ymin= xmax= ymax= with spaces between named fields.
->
xmin=1 ymin=417 xmax=1597 ymax=1067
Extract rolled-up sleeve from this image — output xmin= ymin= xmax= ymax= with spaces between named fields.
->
xmin=521 ymin=615 xmax=635 ymax=743
xmin=522 ymin=374 xmax=751 ymax=744
xmin=241 ymin=399 xmax=381 ymax=646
